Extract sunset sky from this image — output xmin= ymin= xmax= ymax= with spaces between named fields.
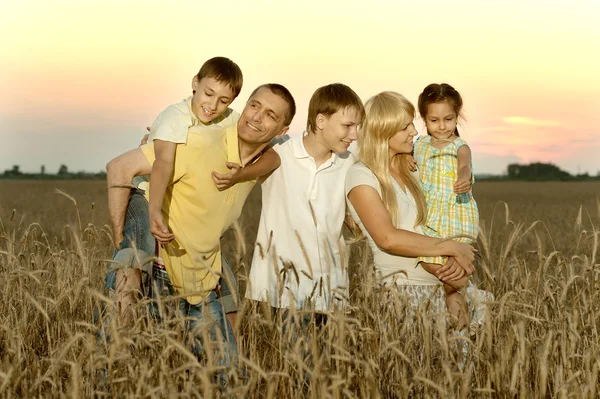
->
xmin=1 ymin=0 xmax=599 ymax=175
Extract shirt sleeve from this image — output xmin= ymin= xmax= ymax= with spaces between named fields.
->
xmin=149 ymin=105 xmax=190 ymax=144
xmin=345 ymin=164 xmax=380 ymax=198
xmin=454 ymin=137 xmax=470 ymax=151
xmin=413 ymin=135 xmax=425 ymax=164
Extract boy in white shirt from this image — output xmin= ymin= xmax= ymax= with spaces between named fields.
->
xmin=247 ymin=83 xmax=364 ymax=322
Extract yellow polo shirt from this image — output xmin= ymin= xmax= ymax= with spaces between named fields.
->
xmin=140 ymin=123 xmax=255 ymax=304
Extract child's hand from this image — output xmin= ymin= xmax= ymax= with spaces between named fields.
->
xmin=149 ymin=210 xmax=175 ymax=244
xmin=212 ymin=162 xmax=242 ymax=191
xmin=450 ymin=242 xmax=476 ymax=275
xmin=140 ymin=134 xmax=150 ymax=146
xmin=454 ymin=178 xmax=471 ymax=194
xmin=407 ymin=155 xmax=417 ymax=172
xmin=435 ymin=257 xmax=466 ymax=282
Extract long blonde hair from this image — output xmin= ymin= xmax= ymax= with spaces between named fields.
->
xmin=358 ymin=91 xmax=427 ymax=228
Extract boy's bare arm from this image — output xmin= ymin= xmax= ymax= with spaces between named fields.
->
xmin=454 ymin=145 xmax=472 ymax=194
xmin=106 ymin=148 xmax=152 ymax=249
xmin=212 ymin=148 xmax=281 ymax=191
xmin=148 ymin=140 xmax=177 ymax=244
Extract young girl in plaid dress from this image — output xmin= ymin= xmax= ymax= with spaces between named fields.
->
xmin=413 ymin=83 xmax=479 ymax=334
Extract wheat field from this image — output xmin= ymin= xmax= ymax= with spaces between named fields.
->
xmin=0 ymin=180 xmax=599 ymax=398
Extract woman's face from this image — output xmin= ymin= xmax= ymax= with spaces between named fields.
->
xmin=388 ymin=117 xmax=417 ymax=155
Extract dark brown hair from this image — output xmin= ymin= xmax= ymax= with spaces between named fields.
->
xmin=418 ymin=83 xmax=463 ymax=136
xmin=194 ymin=57 xmax=243 ymax=97
xmin=248 ymin=83 xmax=296 ymax=126
xmin=306 ymin=83 xmax=365 ymax=134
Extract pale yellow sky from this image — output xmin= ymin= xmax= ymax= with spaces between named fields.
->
xmin=1 ymin=0 xmax=599 ymax=174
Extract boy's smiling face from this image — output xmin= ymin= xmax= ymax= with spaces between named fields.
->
xmin=191 ymin=76 xmax=236 ymax=124
xmin=316 ymin=106 xmax=362 ymax=155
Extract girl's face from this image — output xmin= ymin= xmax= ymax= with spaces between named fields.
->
xmin=388 ymin=117 xmax=417 ymax=156
xmin=424 ymin=101 xmax=458 ymax=140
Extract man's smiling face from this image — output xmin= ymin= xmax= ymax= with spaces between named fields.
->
xmin=237 ymin=87 xmax=290 ymax=145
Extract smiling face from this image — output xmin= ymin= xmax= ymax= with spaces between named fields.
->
xmin=315 ymin=106 xmax=362 ymax=154
xmin=237 ymin=87 xmax=290 ymax=145
xmin=388 ymin=117 xmax=417 ymax=156
xmin=190 ymin=76 xmax=236 ymax=124
xmin=424 ymin=100 xmax=458 ymax=141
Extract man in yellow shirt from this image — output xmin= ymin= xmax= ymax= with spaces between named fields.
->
xmin=105 ymin=84 xmax=296 ymax=375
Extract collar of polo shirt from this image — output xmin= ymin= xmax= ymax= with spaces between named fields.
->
xmin=292 ymin=132 xmax=339 ymax=165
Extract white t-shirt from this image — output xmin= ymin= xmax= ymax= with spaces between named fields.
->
xmin=136 ymin=97 xmax=239 ymax=190
xmin=345 ymin=162 xmax=439 ymax=286
xmin=149 ymin=96 xmax=239 ymax=143
xmin=247 ymin=134 xmax=356 ymax=311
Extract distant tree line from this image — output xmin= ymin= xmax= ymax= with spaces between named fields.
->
xmin=2 ymin=162 xmax=598 ymax=181
xmin=478 ymin=162 xmax=600 ymax=181
xmin=1 ymin=164 xmax=106 ymax=180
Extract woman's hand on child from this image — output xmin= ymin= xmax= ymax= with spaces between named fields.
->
xmin=149 ymin=210 xmax=175 ymax=244
xmin=407 ymin=155 xmax=417 ymax=172
xmin=436 ymin=257 xmax=466 ymax=282
xmin=454 ymin=178 xmax=471 ymax=194
xmin=212 ymin=162 xmax=241 ymax=191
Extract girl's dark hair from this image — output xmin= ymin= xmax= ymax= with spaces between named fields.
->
xmin=418 ymin=83 xmax=463 ymax=136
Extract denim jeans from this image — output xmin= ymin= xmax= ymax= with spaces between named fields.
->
xmin=104 ymin=189 xmax=155 ymax=297
xmin=151 ymin=263 xmax=238 ymax=384
xmin=104 ymin=188 xmax=240 ymax=312
xmin=100 ymin=189 xmax=238 ymax=374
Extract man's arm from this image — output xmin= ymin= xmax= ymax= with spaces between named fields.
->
xmin=106 ymin=148 xmax=152 ymax=249
xmin=148 ymin=140 xmax=177 ymax=243
xmin=212 ymin=147 xmax=281 ymax=191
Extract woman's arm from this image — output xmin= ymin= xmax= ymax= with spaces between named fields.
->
xmin=347 ymin=185 xmax=475 ymax=274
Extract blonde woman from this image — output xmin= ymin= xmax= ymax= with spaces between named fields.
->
xmin=345 ymin=91 xmax=476 ymax=313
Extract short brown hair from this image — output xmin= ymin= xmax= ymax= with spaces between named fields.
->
xmin=307 ymin=83 xmax=365 ymax=134
xmin=248 ymin=84 xmax=296 ymax=126
xmin=195 ymin=57 xmax=243 ymax=97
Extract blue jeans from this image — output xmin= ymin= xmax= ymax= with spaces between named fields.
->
xmin=104 ymin=189 xmax=240 ymax=313
xmin=151 ymin=264 xmax=238 ymax=384
xmin=105 ymin=189 xmax=155 ymax=297
xmin=100 ymin=189 xmax=238 ymax=373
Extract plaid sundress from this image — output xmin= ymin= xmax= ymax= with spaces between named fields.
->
xmin=414 ymin=135 xmax=479 ymax=265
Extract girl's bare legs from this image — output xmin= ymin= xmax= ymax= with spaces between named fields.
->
xmin=421 ymin=261 xmax=471 ymax=369
xmin=443 ymin=284 xmax=468 ymax=331
xmin=420 ymin=262 xmax=469 ymax=330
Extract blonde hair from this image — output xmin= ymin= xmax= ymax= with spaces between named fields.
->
xmin=358 ymin=91 xmax=427 ymax=228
